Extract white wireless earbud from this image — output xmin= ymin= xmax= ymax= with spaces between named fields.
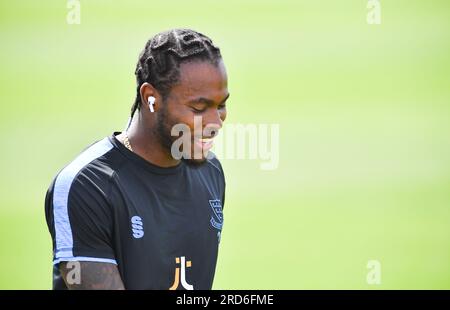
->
xmin=148 ymin=96 xmax=156 ymax=113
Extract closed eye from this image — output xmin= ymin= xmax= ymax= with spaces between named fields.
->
xmin=192 ymin=106 xmax=207 ymax=113
xmin=188 ymin=93 xmax=229 ymax=113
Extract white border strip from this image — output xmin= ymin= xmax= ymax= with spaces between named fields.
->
xmin=53 ymin=256 xmax=117 ymax=265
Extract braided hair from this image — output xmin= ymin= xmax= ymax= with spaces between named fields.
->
xmin=131 ymin=28 xmax=222 ymax=117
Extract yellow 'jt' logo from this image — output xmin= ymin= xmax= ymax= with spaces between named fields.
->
xmin=169 ymin=256 xmax=194 ymax=290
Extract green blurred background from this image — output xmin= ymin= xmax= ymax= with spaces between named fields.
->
xmin=0 ymin=0 xmax=449 ymax=289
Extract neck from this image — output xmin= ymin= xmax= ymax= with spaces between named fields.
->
xmin=122 ymin=114 xmax=180 ymax=168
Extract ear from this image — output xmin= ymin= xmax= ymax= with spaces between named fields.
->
xmin=139 ymin=82 xmax=162 ymax=113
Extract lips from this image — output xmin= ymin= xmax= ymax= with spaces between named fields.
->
xmin=195 ymin=137 xmax=214 ymax=152
xmin=192 ymin=125 xmax=220 ymax=155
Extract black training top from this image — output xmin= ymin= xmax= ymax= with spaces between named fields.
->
xmin=45 ymin=132 xmax=225 ymax=290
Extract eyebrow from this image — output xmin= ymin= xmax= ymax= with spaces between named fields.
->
xmin=188 ymin=93 xmax=230 ymax=106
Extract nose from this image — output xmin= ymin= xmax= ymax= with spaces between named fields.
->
xmin=203 ymin=109 xmax=223 ymax=137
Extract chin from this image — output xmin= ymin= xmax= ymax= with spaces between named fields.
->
xmin=182 ymin=158 xmax=208 ymax=166
xmin=180 ymin=148 xmax=213 ymax=166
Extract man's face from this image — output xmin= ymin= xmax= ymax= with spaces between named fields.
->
xmin=155 ymin=59 xmax=229 ymax=165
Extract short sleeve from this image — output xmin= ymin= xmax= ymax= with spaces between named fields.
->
xmin=45 ymin=161 xmax=117 ymax=266
xmin=209 ymin=155 xmax=226 ymax=210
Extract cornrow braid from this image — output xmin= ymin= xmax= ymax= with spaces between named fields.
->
xmin=131 ymin=28 xmax=222 ymax=117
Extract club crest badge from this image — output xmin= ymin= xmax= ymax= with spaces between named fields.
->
xmin=209 ymin=199 xmax=223 ymax=230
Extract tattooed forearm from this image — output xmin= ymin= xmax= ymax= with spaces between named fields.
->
xmin=59 ymin=261 xmax=125 ymax=290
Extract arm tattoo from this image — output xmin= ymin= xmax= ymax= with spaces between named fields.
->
xmin=60 ymin=261 xmax=125 ymax=290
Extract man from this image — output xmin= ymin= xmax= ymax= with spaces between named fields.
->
xmin=45 ymin=28 xmax=229 ymax=289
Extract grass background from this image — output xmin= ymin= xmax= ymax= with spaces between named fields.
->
xmin=0 ymin=0 xmax=449 ymax=289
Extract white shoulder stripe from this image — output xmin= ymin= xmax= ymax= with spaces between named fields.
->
xmin=53 ymin=137 xmax=114 ymax=258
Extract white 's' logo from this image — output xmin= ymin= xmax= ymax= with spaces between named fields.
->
xmin=131 ymin=216 xmax=144 ymax=239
